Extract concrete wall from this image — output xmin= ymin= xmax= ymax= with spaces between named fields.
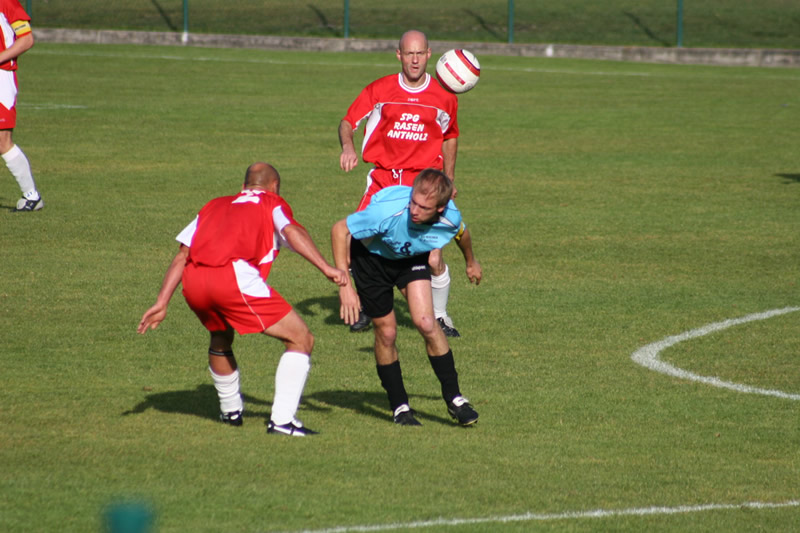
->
xmin=35 ymin=28 xmax=800 ymax=69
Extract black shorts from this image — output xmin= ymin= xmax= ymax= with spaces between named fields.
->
xmin=350 ymin=238 xmax=431 ymax=319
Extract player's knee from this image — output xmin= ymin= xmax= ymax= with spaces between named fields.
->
xmin=373 ymin=322 xmax=397 ymax=347
xmin=284 ymin=327 xmax=314 ymax=355
xmin=299 ymin=330 xmax=315 ymax=354
xmin=209 ymin=328 xmax=234 ymax=352
xmin=414 ymin=314 xmax=438 ymax=338
xmin=429 ymin=254 xmax=445 ymax=273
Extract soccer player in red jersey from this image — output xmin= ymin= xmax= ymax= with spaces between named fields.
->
xmin=0 ymin=0 xmax=42 ymax=211
xmin=338 ymin=30 xmax=463 ymax=337
xmin=138 ymin=163 xmax=348 ymax=437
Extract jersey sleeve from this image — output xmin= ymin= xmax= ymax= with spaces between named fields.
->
xmin=175 ymin=216 xmax=199 ymax=247
xmin=273 ymin=203 xmax=295 ymax=251
xmin=346 ymin=209 xmax=380 ymax=241
xmin=442 ymin=96 xmax=459 ymax=140
xmin=4 ymin=1 xmax=31 ymax=23
xmin=439 ymin=201 xmax=463 ymax=230
xmin=272 ymin=198 xmax=307 ymax=252
xmin=342 ymin=81 xmax=378 ymax=129
xmin=272 ymin=203 xmax=293 ymax=233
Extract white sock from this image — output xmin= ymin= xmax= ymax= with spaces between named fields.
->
xmin=271 ymin=351 xmax=311 ymax=425
xmin=209 ymin=367 xmax=243 ymax=414
xmin=2 ymin=145 xmax=38 ymax=199
xmin=430 ymin=263 xmax=451 ymax=320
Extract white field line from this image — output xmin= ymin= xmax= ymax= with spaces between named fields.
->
xmin=18 ymin=103 xmax=88 ymax=110
xmin=632 ymin=307 xmax=800 ymax=400
xmin=32 ymin=48 xmax=800 ymax=81
xmin=32 ymin=48 xmax=397 ymax=69
xmin=279 ymin=500 xmax=800 ymax=533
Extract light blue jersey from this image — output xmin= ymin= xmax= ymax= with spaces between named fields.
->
xmin=347 ymin=186 xmax=464 ymax=260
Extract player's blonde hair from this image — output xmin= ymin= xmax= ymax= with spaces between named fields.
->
xmin=412 ymin=168 xmax=453 ymax=208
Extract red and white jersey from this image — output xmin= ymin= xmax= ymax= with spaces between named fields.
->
xmin=0 ymin=0 xmax=31 ymax=72
xmin=342 ymin=73 xmax=458 ymax=172
xmin=176 ymin=189 xmax=302 ymax=281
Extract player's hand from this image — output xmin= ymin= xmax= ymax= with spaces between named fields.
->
xmin=465 ymin=260 xmax=482 ymax=285
xmin=340 ymin=149 xmax=358 ymax=172
xmin=338 ymin=285 xmax=361 ymax=325
xmin=137 ymin=304 xmax=167 ymax=334
xmin=326 ymin=267 xmax=350 ymax=287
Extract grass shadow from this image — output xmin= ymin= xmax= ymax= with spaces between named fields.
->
xmin=308 ymin=389 xmax=451 ymax=425
xmin=121 ymin=385 xmax=450 ymax=425
xmin=0 ymin=194 xmax=20 ymax=211
xmin=292 ymin=294 xmax=343 ymax=326
xmin=122 ymin=384 xmax=273 ymax=424
xmin=775 ymin=173 xmax=800 ymax=184
xmin=293 ymin=293 xmax=416 ymax=331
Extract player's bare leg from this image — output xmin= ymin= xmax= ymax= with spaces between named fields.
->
xmin=404 ymin=279 xmax=478 ymax=426
xmin=371 ymin=310 xmax=418 ymax=424
xmin=371 ymin=311 xmax=399 ymax=365
xmin=403 ymin=280 xmax=449 ymax=356
xmin=262 ymin=310 xmax=317 ymax=435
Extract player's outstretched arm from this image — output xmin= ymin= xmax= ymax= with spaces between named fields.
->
xmin=281 ymin=224 xmax=348 ymax=286
xmin=137 ymin=245 xmax=190 ymax=334
xmin=338 ymin=120 xmax=359 ymax=172
xmin=331 ymin=219 xmax=361 ymax=325
xmin=454 ymin=227 xmax=482 ymax=285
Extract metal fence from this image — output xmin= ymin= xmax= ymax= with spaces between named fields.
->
xmin=22 ymin=1 xmax=800 ymax=50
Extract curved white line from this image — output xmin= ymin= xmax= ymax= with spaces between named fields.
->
xmin=632 ymin=307 xmax=800 ymax=400
xmin=288 ymin=500 xmax=800 ymax=532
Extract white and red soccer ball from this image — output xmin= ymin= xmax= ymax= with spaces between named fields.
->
xmin=435 ymin=49 xmax=481 ymax=94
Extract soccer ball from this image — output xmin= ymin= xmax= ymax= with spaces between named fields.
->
xmin=435 ymin=49 xmax=481 ymax=94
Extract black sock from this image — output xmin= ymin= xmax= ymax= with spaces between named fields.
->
xmin=428 ymin=350 xmax=460 ymax=404
xmin=376 ymin=361 xmax=409 ymax=411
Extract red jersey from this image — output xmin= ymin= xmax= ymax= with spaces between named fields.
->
xmin=177 ymin=189 xmax=302 ymax=281
xmin=342 ymin=73 xmax=459 ymax=172
xmin=0 ymin=0 xmax=31 ymax=72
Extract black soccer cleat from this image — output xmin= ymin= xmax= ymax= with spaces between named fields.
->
xmin=448 ymin=396 xmax=478 ymax=426
xmin=267 ymin=419 xmax=318 ymax=437
xmin=350 ymin=310 xmax=371 ymax=333
xmin=13 ymin=196 xmax=44 ymax=212
xmin=436 ymin=317 xmax=460 ymax=338
xmin=219 ymin=410 xmax=243 ymax=426
xmin=393 ymin=404 xmax=422 ymax=426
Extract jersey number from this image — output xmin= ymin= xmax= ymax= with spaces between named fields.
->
xmin=232 ymin=191 xmax=262 ymax=205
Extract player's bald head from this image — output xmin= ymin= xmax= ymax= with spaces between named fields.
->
xmin=398 ymin=30 xmax=428 ymax=52
xmin=244 ymin=162 xmax=280 ymax=193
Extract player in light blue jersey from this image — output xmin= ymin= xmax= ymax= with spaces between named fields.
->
xmin=346 ymin=184 xmax=463 ymax=260
xmin=332 ymin=169 xmax=482 ymax=426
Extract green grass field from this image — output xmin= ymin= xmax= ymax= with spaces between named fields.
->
xmin=28 ymin=0 xmax=800 ymax=49
xmin=1 ymin=42 xmax=799 ymax=532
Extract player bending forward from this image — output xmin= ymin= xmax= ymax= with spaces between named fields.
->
xmin=138 ymin=162 xmax=348 ymax=437
xmin=332 ymin=168 xmax=482 ymax=426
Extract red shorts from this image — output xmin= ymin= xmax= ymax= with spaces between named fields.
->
xmin=357 ymin=167 xmax=425 ymax=211
xmin=181 ymin=260 xmax=291 ymax=334
xmin=0 ymin=71 xmax=18 ymax=129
